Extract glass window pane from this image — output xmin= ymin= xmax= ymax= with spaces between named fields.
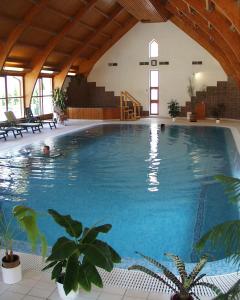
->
xmin=43 ymin=96 xmax=53 ymax=114
xmin=151 ymin=89 xmax=158 ymax=100
xmin=33 ymin=80 xmax=41 ymax=97
xmin=0 ymin=99 xmax=7 ymax=121
xmin=7 ymin=76 xmax=23 ymax=97
xmin=31 ymin=97 xmax=41 ymax=116
xmin=151 ymin=103 xmax=158 ymax=114
xmin=8 ymin=98 xmax=24 ymax=118
xmin=42 ymin=78 xmax=52 ymax=96
xmin=149 ymin=40 xmax=158 ymax=58
xmin=150 ymin=70 xmax=158 ymax=87
xmin=0 ymin=77 xmax=6 ymax=98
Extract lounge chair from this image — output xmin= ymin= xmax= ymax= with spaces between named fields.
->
xmin=25 ymin=107 xmax=56 ymax=129
xmin=4 ymin=111 xmax=41 ymax=133
xmin=0 ymin=124 xmax=24 ymax=138
xmin=0 ymin=130 xmax=7 ymax=141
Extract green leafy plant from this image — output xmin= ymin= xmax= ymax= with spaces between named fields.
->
xmin=52 ymin=88 xmax=67 ymax=112
xmin=43 ymin=209 xmax=121 ymax=296
xmin=187 ymin=77 xmax=195 ymax=99
xmin=213 ymin=279 xmax=240 ymax=300
xmin=0 ymin=205 xmax=47 ymax=262
xmin=168 ymin=100 xmax=180 ymax=118
xmin=129 ymin=252 xmax=221 ymax=300
xmin=196 ymin=175 xmax=240 ymax=270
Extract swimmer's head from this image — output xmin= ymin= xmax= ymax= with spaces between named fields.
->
xmin=43 ymin=145 xmax=50 ymax=155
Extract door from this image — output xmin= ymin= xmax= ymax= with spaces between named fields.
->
xmin=150 ymin=70 xmax=159 ymax=115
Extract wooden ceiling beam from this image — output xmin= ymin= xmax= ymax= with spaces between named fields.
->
xmin=182 ymin=0 xmax=240 ymax=64
xmin=168 ymin=0 xmax=240 ymax=79
xmin=212 ymin=0 xmax=240 ymax=34
xmin=148 ymin=0 xmax=172 ymax=21
xmin=170 ymin=14 xmax=238 ymax=83
xmin=79 ymin=17 xmax=138 ymax=75
xmin=94 ymin=6 xmax=122 ymax=27
xmin=54 ymin=13 xmax=137 ymax=89
xmin=24 ymin=0 xmax=98 ymax=107
xmin=0 ymin=0 xmax=49 ymax=71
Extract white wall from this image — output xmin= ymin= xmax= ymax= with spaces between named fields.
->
xmin=88 ymin=22 xmax=227 ymax=117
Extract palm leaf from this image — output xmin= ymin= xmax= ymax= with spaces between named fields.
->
xmin=128 ymin=265 xmax=177 ymax=293
xmin=213 ymin=279 xmax=240 ymax=300
xmin=188 ymin=256 xmax=208 ymax=281
xmin=136 ymin=252 xmax=183 ymax=292
xmin=195 ymin=281 xmax=222 ymax=296
xmin=165 ymin=253 xmax=187 ymax=283
xmin=187 ymin=273 xmax=206 ymax=292
xmin=214 ymin=175 xmax=240 ymax=204
xmin=196 ymin=221 xmax=240 ymax=269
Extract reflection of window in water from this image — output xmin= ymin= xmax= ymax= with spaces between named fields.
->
xmin=147 ymin=123 xmax=160 ymax=192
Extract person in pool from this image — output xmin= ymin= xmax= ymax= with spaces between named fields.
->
xmin=43 ymin=145 xmax=50 ymax=156
xmin=43 ymin=145 xmax=62 ymax=158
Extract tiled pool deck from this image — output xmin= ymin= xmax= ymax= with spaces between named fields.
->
xmin=0 ymin=117 xmax=240 ymax=300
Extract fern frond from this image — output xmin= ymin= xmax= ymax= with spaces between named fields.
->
xmin=128 ymin=265 xmax=177 ymax=293
xmin=165 ymin=253 xmax=187 ymax=283
xmin=136 ymin=252 xmax=183 ymax=292
xmin=214 ymin=175 xmax=240 ymax=204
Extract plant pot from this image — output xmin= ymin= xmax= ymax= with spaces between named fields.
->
xmin=1 ymin=255 xmax=22 ymax=284
xmin=216 ymin=119 xmax=220 ymax=124
xmin=171 ymin=293 xmax=194 ymax=300
xmin=57 ymin=282 xmax=79 ymax=300
xmin=189 ymin=113 xmax=197 ymax=122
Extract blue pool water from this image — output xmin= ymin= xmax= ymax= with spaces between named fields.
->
xmin=0 ymin=124 xmax=239 ymax=273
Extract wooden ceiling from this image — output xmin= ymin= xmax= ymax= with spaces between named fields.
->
xmin=0 ymin=0 xmax=239 ymax=104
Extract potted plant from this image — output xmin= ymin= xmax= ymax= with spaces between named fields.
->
xmin=210 ymin=104 xmax=225 ymax=123
xmin=43 ymin=209 xmax=121 ymax=300
xmin=168 ymin=100 xmax=180 ymax=122
xmin=128 ymin=252 xmax=221 ymax=300
xmin=0 ymin=205 xmax=47 ymax=284
xmin=52 ymin=88 xmax=67 ymax=124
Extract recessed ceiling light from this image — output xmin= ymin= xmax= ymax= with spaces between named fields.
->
xmin=3 ymin=66 xmax=24 ymax=71
xmin=68 ymin=72 xmax=76 ymax=76
xmin=41 ymin=70 xmax=54 ymax=74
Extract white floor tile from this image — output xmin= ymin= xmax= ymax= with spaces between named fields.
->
xmin=23 ymin=296 xmax=45 ymax=300
xmin=0 ymin=291 xmax=25 ymax=300
xmin=98 ymin=293 xmax=123 ymax=300
xmin=8 ymin=284 xmax=32 ymax=295
xmin=102 ymin=286 xmax=126 ymax=295
xmin=124 ymin=289 xmax=149 ymax=298
xmin=28 ymin=287 xmax=54 ymax=299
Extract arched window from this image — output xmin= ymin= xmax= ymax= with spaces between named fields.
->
xmin=149 ymin=40 xmax=158 ymax=58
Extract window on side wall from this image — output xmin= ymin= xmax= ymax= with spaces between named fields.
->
xmin=31 ymin=77 xmax=53 ymax=116
xmin=0 ymin=75 xmax=24 ymax=121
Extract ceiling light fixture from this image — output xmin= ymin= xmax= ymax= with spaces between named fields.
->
xmin=41 ymin=70 xmax=54 ymax=74
xmin=3 ymin=66 xmax=24 ymax=72
xmin=68 ymin=72 xmax=76 ymax=76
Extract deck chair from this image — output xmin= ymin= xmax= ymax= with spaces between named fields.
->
xmin=0 ymin=130 xmax=7 ymax=141
xmin=0 ymin=125 xmax=23 ymax=138
xmin=4 ymin=111 xmax=41 ymax=133
xmin=25 ymin=107 xmax=56 ymax=129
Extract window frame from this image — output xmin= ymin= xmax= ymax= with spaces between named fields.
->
xmin=0 ymin=74 xmax=25 ymax=120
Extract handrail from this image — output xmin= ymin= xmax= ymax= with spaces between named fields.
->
xmin=120 ymin=91 xmax=142 ymax=121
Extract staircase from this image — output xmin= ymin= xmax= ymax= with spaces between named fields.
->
xmin=66 ymin=74 xmax=120 ymax=108
xmin=120 ymin=91 xmax=142 ymax=120
xmin=180 ymin=78 xmax=240 ymax=120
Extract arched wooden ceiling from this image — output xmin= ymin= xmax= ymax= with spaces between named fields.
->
xmin=0 ymin=0 xmax=239 ymax=106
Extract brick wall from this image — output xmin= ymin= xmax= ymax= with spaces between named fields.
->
xmin=180 ymin=78 xmax=240 ymax=120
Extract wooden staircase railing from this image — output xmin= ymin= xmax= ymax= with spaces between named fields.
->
xmin=120 ymin=91 xmax=142 ymax=120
